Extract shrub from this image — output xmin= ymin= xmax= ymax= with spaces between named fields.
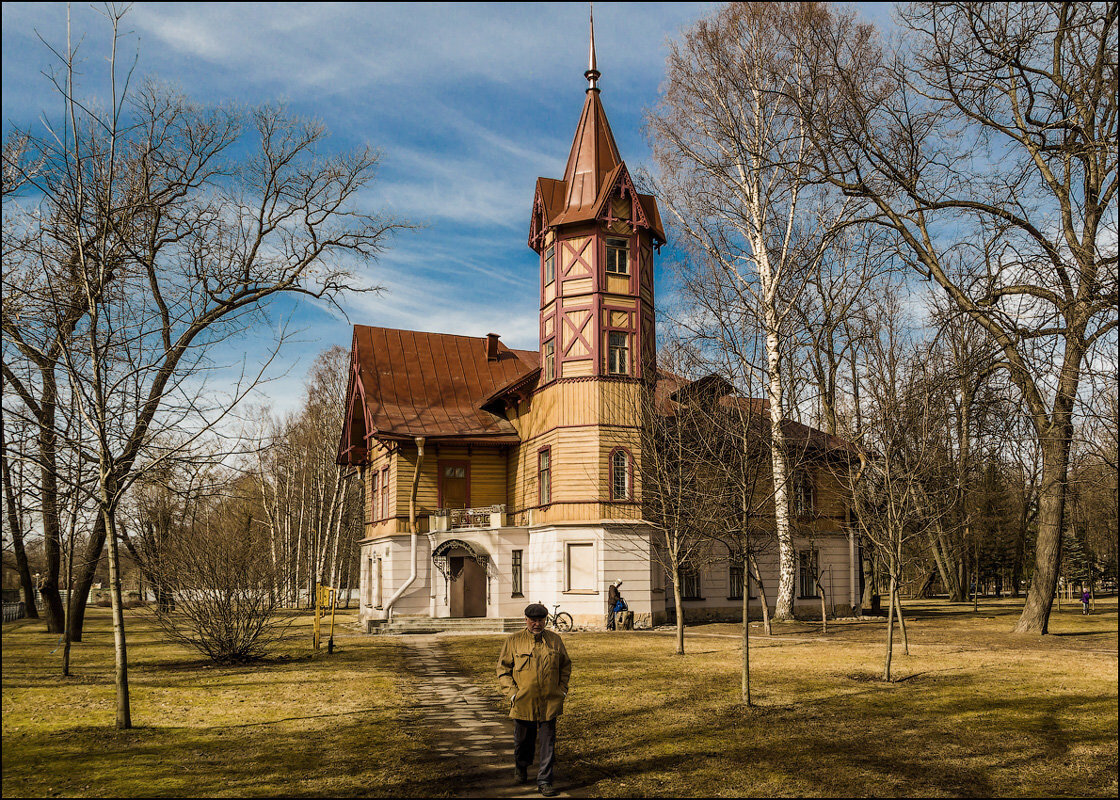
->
xmin=150 ymin=508 xmax=292 ymax=663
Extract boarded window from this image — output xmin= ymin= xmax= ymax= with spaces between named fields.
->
xmin=511 ymin=550 xmax=523 ymax=597
xmin=799 ymin=549 xmax=820 ymax=598
xmin=566 ymin=543 xmax=595 ymax=591
xmin=538 ymin=448 xmax=551 ymax=506
xmin=605 ymin=237 xmax=628 ymax=274
xmin=608 ymin=331 xmax=629 ymax=375
xmin=611 ymin=449 xmax=630 ymax=500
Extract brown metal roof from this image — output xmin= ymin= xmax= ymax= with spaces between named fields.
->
xmin=350 ymin=325 xmax=538 ymax=443
xmin=654 ymin=371 xmax=859 ymax=457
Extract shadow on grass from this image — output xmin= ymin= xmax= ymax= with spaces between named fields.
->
xmin=4 ymin=715 xmax=455 ymax=798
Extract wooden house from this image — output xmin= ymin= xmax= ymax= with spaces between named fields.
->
xmin=336 ymin=26 xmax=861 ymax=631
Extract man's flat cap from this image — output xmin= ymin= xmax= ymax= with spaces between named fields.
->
xmin=524 ymin=603 xmax=548 ymax=619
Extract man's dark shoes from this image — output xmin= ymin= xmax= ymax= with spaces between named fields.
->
xmin=538 ymin=783 xmax=558 ymax=797
xmin=515 ymin=765 xmax=529 ymax=784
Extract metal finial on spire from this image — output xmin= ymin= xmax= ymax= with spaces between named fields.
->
xmin=585 ymin=5 xmax=601 ymax=93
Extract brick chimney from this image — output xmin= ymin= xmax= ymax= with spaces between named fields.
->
xmin=486 ymin=332 xmax=500 ymax=361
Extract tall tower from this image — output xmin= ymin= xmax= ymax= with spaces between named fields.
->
xmin=528 ymin=13 xmax=664 ymax=386
xmin=518 ymin=11 xmax=666 ymax=530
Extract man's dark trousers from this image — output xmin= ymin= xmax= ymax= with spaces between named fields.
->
xmin=514 ymin=718 xmax=556 ymax=785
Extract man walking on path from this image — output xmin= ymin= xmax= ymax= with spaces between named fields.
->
xmin=497 ymin=603 xmax=572 ymax=797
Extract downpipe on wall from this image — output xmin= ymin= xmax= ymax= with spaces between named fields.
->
xmin=381 ymin=436 xmax=425 ymax=622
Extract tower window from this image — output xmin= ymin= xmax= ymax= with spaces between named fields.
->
xmin=543 ymin=339 xmax=555 ymax=382
xmin=538 ymin=447 xmax=552 ymax=506
xmin=544 ymin=245 xmax=555 ymax=286
xmin=610 ymin=448 xmax=631 ymax=500
xmin=608 ymin=331 xmax=629 ymax=375
xmin=606 ymin=238 xmax=629 ymax=274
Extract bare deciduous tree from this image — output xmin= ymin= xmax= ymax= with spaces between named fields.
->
xmin=803 ymin=1 xmax=1118 ymax=633
xmin=2 ymin=6 xmax=402 ymax=726
xmin=649 ymin=2 xmax=855 ymax=620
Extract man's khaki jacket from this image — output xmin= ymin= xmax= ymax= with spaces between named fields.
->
xmin=496 ymin=628 xmax=572 ymax=721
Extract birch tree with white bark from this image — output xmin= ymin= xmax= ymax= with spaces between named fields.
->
xmin=649 ymin=2 xmax=850 ymax=619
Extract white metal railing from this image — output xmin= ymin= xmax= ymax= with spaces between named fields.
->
xmin=429 ymin=505 xmax=506 ymax=531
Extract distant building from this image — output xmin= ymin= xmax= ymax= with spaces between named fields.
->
xmin=337 ymin=22 xmax=861 ymax=631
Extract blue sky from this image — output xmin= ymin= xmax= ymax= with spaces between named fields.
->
xmin=2 ymin=2 xmax=896 ymax=414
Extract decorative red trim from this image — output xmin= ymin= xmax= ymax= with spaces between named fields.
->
xmin=436 ymin=459 xmax=471 ymax=509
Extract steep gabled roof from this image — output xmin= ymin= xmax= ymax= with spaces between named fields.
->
xmin=337 ymin=326 xmax=539 ymax=463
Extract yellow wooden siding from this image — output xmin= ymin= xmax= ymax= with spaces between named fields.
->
xmin=605 ymin=274 xmax=630 ymax=294
xmin=390 ymin=443 xmax=508 ymax=514
xmin=562 ymin=281 xmax=594 ymax=299
xmin=561 ymin=359 xmax=593 ymax=377
xmin=604 ymin=294 xmax=637 ymax=308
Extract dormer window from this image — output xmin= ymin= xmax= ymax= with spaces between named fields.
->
xmin=544 ymin=245 xmax=555 ymax=286
xmin=605 ymin=237 xmax=629 ymax=275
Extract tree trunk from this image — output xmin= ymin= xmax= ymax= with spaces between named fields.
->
xmin=673 ymin=563 xmax=685 ymax=655
xmin=765 ymin=309 xmax=795 ymax=621
xmin=1013 ymin=435 xmax=1070 ymax=634
xmin=102 ymin=505 xmax=131 ymax=729
xmin=748 ymin=554 xmax=772 ymax=636
xmin=883 ymin=572 xmax=896 ymax=682
xmin=893 ymin=588 xmax=909 ymax=656
xmin=67 ymin=513 xmax=107 ymax=642
xmin=741 ymin=569 xmax=751 ymax=705
xmin=1 ymin=440 xmax=39 ymax=618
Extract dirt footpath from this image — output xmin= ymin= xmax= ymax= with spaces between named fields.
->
xmin=400 ymin=635 xmax=587 ymax=798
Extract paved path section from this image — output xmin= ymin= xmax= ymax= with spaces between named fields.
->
xmin=400 ymin=635 xmax=585 ymax=798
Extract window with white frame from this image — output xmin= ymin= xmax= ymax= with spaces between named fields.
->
xmin=610 ymin=448 xmax=631 ymax=500
xmin=605 ymin=237 xmax=629 ymax=274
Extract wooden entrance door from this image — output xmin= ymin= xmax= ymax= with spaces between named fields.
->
xmin=439 ymin=462 xmax=470 ymax=509
xmin=449 ymin=552 xmax=487 ymax=618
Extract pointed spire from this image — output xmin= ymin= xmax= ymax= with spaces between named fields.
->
xmin=585 ymin=5 xmax=601 ymax=93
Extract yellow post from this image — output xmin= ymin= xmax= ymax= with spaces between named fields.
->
xmin=313 ymin=582 xmax=322 ymax=651
xmin=328 ymin=587 xmax=338 ymax=654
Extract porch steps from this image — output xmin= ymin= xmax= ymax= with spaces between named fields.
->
xmin=368 ymin=617 xmax=525 ymax=635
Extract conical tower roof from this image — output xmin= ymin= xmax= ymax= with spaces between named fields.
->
xmin=527 ymin=11 xmax=665 ymax=248
xmin=559 ymin=90 xmax=623 ymax=219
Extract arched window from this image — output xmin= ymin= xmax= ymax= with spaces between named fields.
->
xmin=610 ymin=448 xmax=632 ymax=501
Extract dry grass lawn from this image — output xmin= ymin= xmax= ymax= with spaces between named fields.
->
xmin=2 ymin=608 xmax=452 ymax=797
xmin=440 ymin=596 xmax=1119 ymax=798
xmin=2 ymin=597 xmax=1116 ymax=797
